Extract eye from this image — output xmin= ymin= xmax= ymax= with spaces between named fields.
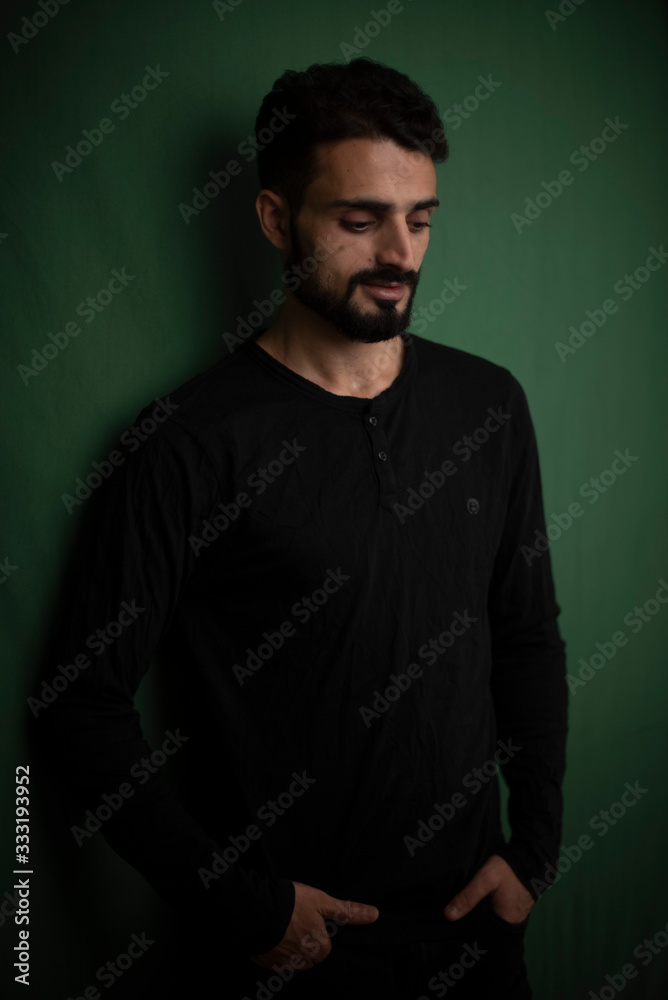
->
xmin=341 ymin=220 xmax=374 ymax=232
xmin=340 ymin=220 xmax=432 ymax=233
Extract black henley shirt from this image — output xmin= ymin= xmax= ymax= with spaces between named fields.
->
xmin=37 ymin=328 xmax=568 ymax=955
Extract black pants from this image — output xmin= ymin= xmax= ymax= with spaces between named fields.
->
xmin=118 ymin=898 xmax=532 ymax=999
xmin=229 ymin=913 xmax=531 ymax=999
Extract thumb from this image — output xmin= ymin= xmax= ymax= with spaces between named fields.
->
xmin=322 ymin=895 xmax=379 ymax=926
xmin=444 ymin=873 xmax=490 ymax=921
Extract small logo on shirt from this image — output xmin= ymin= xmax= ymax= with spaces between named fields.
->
xmin=467 ymin=498 xmax=480 ymax=514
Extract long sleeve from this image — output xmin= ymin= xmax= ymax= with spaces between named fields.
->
xmin=32 ymin=407 xmax=295 ymax=953
xmin=487 ymin=381 xmax=569 ymax=899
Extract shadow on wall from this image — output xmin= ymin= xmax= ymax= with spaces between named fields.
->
xmin=24 ymin=120 xmax=280 ymax=983
xmin=177 ymin=132 xmax=282 ymax=366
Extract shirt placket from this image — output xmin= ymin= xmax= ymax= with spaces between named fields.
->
xmin=364 ymin=404 xmax=398 ymax=513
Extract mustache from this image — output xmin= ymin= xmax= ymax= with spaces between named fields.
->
xmin=350 ymin=269 xmax=420 ymax=290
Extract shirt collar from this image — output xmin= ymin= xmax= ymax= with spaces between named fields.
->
xmin=242 ymin=328 xmax=416 ymax=415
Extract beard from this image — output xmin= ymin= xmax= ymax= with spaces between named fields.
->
xmin=284 ymin=218 xmax=421 ymax=344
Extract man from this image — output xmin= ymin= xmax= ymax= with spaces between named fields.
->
xmin=37 ymin=58 xmax=568 ymax=999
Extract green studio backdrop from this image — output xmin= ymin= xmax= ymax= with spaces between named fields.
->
xmin=1 ymin=0 xmax=667 ymax=997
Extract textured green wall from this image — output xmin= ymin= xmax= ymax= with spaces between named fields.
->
xmin=1 ymin=0 xmax=667 ymax=996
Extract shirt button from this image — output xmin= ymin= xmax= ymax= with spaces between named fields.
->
xmin=378 ymin=450 xmax=387 ymax=462
xmin=368 ymin=415 xmax=378 ymax=426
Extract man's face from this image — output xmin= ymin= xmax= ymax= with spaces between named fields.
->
xmin=283 ymin=137 xmax=438 ymax=344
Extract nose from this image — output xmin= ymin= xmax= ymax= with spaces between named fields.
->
xmin=374 ymin=218 xmax=418 ymax=275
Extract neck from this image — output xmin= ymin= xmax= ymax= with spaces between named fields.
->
xmin=254 ymin=301 xmax=407 ymax=399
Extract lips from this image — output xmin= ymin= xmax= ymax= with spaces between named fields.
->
xmin=361 ymin=282 xmax=406 ymax=301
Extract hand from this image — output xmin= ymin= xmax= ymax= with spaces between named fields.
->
xmin=250 ymin=880 xmax=379 ymax=971
xmin=444 ymin=854 xmax=534 ymax=924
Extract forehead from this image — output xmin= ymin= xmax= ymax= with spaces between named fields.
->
xmin=304 ymin=137 xmax=437 ymax=207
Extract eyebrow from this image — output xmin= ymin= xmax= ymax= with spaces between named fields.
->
xmin=325 ymin=197 xmax=440 ymax=213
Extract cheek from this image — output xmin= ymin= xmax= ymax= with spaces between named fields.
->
xmin=319 ymin=253 xmax=357 ymax=290
xmin=315 ymin=262 xmax=343 ymax=290
xmin=412 ymin=234 xmax=428 ymax=265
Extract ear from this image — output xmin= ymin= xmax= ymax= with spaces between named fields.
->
xmin=255 ymin=188 xmax=291 ymax=251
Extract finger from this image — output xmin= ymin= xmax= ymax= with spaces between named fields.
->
xmin=444 ymin=869 xmax=496 ymax=920
xmin=322 ymin=896 xmax=379 ymax=925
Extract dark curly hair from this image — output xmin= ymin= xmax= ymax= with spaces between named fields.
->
xmin=255 ymin=58 xmax=448 ymax=219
